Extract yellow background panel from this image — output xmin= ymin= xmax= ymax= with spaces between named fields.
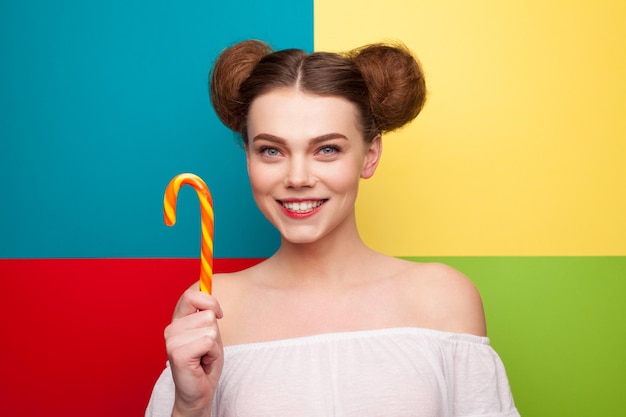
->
xmin=315 ymin=0 xmax=626 ymax=256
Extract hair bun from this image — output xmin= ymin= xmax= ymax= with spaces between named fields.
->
xmin=210 ymin=40 xmax=272 ymax=131
xmin=350 ymin=42 xmax=427 ymax=133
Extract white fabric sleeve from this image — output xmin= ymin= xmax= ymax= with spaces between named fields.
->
xmin=145 ymin=362 xmax=175 ymax=417
xmin=444 ymin=336 xmax=520 ymax=417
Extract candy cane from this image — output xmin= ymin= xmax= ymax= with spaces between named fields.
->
xmin=163 ymin=173 xmax=214 ymax=294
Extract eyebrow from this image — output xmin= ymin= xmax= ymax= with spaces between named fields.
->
xmin=251 ymin=133 xmax=348 ymax=145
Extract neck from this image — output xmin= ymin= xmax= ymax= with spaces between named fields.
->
xmin=268 ymin=223 xmax=376 ymax=288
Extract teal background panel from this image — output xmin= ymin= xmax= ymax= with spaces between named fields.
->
xmin=404 ymin=256 xmax=626 ymax=417
xmin=0 ymin=0 xmax=313 ymax=258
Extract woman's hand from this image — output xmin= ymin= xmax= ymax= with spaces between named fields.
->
xmin=165 ymin=287 xmax=224 ymax=417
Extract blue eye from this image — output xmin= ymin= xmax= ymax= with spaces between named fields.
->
xmin=259 ymin=146 xmax=280 ymax=157
xmin=319 ymin=145 xmax=339 ymax=155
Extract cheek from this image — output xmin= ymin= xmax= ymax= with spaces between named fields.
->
xmin=247 ymin=167 xmax=264 ymax=192
xmin=247 ymin=163 xmax=276 ymax=195
xmin=320 ymin=161 xmax=363 ymax=191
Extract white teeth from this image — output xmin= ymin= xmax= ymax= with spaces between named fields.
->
xmin=282 ymin=200 xmax=325 ymax=213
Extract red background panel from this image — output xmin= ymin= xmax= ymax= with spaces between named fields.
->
xmin=0 ymin=258 xmax=262 ymax=416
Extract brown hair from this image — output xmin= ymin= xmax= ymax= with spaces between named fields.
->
xmin=210 ymin=40 xmax=427 ymax=145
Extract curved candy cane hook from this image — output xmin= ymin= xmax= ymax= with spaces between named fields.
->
xmin=163 ymin=173 xmax=214 ymax=294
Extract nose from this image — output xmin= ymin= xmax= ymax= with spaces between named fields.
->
xmin=284 ymin=156 xmax=315 ymax=188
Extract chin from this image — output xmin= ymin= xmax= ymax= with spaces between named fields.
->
xmin=281 ymin=233 xmax=323 ymax=245
xmin=277 ymin=226 xmax=327 ymax=245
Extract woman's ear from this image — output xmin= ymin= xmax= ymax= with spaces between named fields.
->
xmin=361 ymin=134 xmax=382 ymax=179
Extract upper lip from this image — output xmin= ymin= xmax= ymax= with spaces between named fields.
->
xmin=278 ymin=198 xmax=326 ymax=202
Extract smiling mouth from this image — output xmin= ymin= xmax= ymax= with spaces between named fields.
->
xmin=280 ymin=200 xmax=328 ymax=213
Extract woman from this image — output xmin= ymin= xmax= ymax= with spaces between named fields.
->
xmin=146 ymin=40 xmax=520 ymax=417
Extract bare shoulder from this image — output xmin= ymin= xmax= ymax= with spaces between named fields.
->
xmin=212 ymin=266 xmax=257 ymax=302
xmin=177 ymin=266 xmax=258 ymax=316
xmin=396 ymin=260 xmax=487 ymax=337
xmin=208 ymin=263 xmax=268 ymax=345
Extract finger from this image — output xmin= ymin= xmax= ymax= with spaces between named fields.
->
xmin=165 ymin=310 xmax=218 ymax=339
xmin=200 ymin=330 xmax=223 ymax=373
xmin=173 ymin=288 xmax=224 ymax=319
xmin=167 ymin=328 xmax=221 ymax=369
xmin=167 ymin=326 xmax=219 ymax=353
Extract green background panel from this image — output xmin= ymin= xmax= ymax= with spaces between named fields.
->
xmin=403 ymin=256 xmax=626 ymax=417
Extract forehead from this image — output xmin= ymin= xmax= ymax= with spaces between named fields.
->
xmin=247 ymin=88 xmax=362 ymax=140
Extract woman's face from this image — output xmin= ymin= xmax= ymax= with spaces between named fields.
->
xmin=245 ymin=88 xmax=381 ymax=245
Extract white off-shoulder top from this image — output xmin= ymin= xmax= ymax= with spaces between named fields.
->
xmin=146 ymin=327 xmax=520 ymax=417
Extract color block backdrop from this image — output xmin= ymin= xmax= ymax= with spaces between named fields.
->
xmin=1 ymin=1 xmax=624 ymax=416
